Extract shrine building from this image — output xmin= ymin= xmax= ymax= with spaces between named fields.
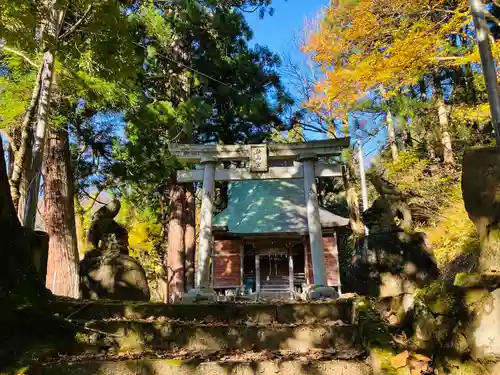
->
xmin=211 ymin=178 xmax=349 ymax=296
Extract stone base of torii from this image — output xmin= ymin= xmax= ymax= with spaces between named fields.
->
xmin=168 ymin=139 xmax=350 ymax=302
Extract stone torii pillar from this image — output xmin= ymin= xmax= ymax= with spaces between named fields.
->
xmin=301 ymin=154 xmax=326 ymax=286
xmin=196 ymin=156 xmax=216 ymax=288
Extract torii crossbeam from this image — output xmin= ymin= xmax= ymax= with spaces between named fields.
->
xmin=169 ymin=138 xmax=350 ymax=295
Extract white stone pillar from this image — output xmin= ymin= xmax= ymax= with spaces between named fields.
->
xmin=301 ymin=156 xmax=326 ymax=286
xmin=196 ymin=156 xmax=216 ymax=288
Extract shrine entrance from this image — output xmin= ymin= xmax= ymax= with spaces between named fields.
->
xmin=259 ymin=252 xmax=290 ymax=294
xmin=169 ymin=139 xmax=350 ymax=299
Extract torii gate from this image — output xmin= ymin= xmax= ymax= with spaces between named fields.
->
xmin=169 ymin=138 xmax=350 ymax=295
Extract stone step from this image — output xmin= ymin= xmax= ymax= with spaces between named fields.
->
xmin=27 ymin=349 xmax=369 ymax=375
xmin=76 ymin=320 xmax=360 ymax=353
xmin=50 ymin=299 xmax=353 ymax=324
xmin=28 ymin=358 xmax=370 ymax=375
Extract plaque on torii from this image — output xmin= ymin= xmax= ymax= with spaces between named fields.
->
xmin=168 ymin=138 xmax=350 ymax=296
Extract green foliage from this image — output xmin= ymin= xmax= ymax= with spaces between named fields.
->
xmin=378 ymin=151 xmax=479 ymax=269
xmin=116 ymin=0 xmax=293 ymax=210
xmin=0 ymin=54 xmax=35 ymax=130
xmin=115 ymin=200 xmax=163 ymax=277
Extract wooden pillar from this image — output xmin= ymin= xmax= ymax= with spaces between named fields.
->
xmin=255 ymin=254 xmax=260 ymax=293
xmin=196 ymin=157 xmax=216 ymax=289
xmin=301 ymin=156 xmax=326 ymax=286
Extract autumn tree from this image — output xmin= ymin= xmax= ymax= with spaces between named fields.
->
xmin=304 ymin=0 xmax=499 ymax=163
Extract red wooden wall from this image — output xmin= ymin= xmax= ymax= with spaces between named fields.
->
xmin=305 ymin=235 xmax=340 ymax=286
xmin=212 ymin=239 xmax=242 ymax=288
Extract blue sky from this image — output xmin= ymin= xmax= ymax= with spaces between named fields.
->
xmin=245 ymin=0 xmax=329 ymax=56
xmin=244 ymin=1 xmax=386 ymax=164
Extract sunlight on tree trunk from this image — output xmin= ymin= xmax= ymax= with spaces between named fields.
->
xmin=9 ymin=68 xmax=41 ymax=213
xmin=43 ymin=127 xmax=80 ymax=298
xmin=437 ymin=98 xmax=455 ymax=165
xmin=24 ymin=0 xmax=64 ymax=228
xmin=166 ymin=181 xmax=185 ymax=303
xmin=387 ymin=110 xmax=398 ymax=161
xmin=184 ymin=183 xmax=196 ymax=291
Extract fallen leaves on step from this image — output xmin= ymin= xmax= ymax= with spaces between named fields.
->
xmin=391 ymin=350 xmax=410 ymax=368
xmin=40 ymin=347 xmax=366 ymax=366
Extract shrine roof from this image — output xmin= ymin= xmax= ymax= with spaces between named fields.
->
xmin=212 ymin=179 xmax=349 ymax=235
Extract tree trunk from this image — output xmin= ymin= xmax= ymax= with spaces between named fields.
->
xmin=184 ymin=183 xmax=196 ymax=291
xmin=387 ymin=110 xmax=398 ymax=161
xmin=433 ymin=74 xmax=454 ymax=165
xmin=24 ymin=49 xmax=57 ymax=228
xmin=43 ymin=127 xmax=80 ymax=298
xmin=464 ymin=63 xmax=477 ymax=104
xmin=24 ymin=0 xmax=64 ymax=228
xmin=437 ymin=97 xmax=454 ymax=165
xmin=166 ymin=180 xmax=185 ymax=303
xmin=10 ymin=67 xmax=41 ymax=212
xmin=74 ymin=198 xmax=86 ymax=254
xmin=17 ymin=145 xmax=33 ymax=223
xmin=342 ymin=152 xmax=365 ymax=236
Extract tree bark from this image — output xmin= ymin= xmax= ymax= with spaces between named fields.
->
xmin=184 ymin=183 xmax=196 ymax=291
xmin=433 ymin=74 xmax=455 ymax=165
xmin=437 ymin=97 xmax=455 ymax=165
xmin=342 ymin=152 xmax=365 ymax=236
xmin=24 ymin=0 xmax=64 ymax=228
xmin=386 ymin=110 xmax=398 ymax=161
xmin=9 ymin=67 xmax=41 ymax=212
xmin=166 ymin=180 xmax=185 ymax=303
xmin=17 ymin=145 xmax=33 ymax=223
xmin=43 ymin=127 xmax=80 ymax=298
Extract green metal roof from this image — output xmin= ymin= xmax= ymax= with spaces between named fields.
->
xmin=213 ymin=179 xmax=349 ymax=235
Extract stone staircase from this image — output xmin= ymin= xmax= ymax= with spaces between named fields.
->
xmin=26 ymin=298 xmax=369 ymax=375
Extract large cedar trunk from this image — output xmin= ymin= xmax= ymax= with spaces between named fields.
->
xmin=166 ymin=180 xmax=185 ymax=303
xmin=43 ymin=127 xmax=80 ymax=298
xmin=184 ymin=183 xmax=196 ymax=291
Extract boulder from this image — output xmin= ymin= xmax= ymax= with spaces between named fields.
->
xmin=462 ymin=147 xmax=500 ymax=273
xmin=344 ymin=231 xmax=438 ymax=297
xmin=468 ymin=288 xmax=500 ymax=360
xmin=80 ymin=251 xmax=150 ymax=301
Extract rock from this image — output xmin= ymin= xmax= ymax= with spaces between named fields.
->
xmin=462 ymin=147 xmax=500 ymax=273
xmin=490 ymin=361 xmax=500 ymax=375
xmin=402 ymin=294 xmax=415 ymax=313
xmin=182 ymin=287 xmax=217 ymax=304
xmin=307 ymin=286 xmax=339 ymax=300
xmin=344 ymin=231 xmax=439 ymax=297
xmin=454 ymin=272 xmax=500 ymax=290
xmin=451 ymin=331 xmax=469 ymax=356
xmin=468 ymin=288 xmax=500 ymax=359
xmin=80 ymin=251 xmax=150 ymax=301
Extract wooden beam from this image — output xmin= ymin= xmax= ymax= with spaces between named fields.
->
xmin=169 ymin=138 xmax=350 ymax=161
xmin=177 ymin=163 xmax=342 ymax=183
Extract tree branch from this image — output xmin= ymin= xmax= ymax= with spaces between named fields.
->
xmin=58 ymin=0 xmax=94 ymax=41
xmin=0 ymin=46 xmax=38 ymax=68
